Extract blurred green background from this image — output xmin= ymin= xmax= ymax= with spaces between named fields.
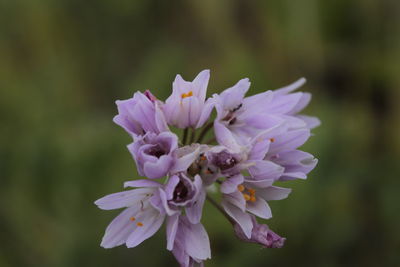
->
xmin=1 ymin=0 xmax=400 ymax=266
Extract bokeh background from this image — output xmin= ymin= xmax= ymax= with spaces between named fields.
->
xmin=1 ymin=0 xmax=400 ymax=266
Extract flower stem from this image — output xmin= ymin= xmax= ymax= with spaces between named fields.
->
xmin=182 ymin=128 xmax=188 ymax=145
xmin=196 ymin=122 xmax=214 ymax=143
xmin=189 ymin=127 xmax=196 ymax=144
xmin=206 ymin=194 xmax=235 ymax=225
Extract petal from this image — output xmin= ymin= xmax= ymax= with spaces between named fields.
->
xmin=257 ymin=186 xmax=292 ymax=201
xmin=244 ymin=178 xmax=274 ymax=188
xmin=170 ymin=146 xmax=201 ymax=174
xmin=274 ymin=77 xmax=306 ymax=95
xmin=101 ymin=206 xmax=141 ymax=248
xmin=246 ymin=198 xmax=272 ymax=219
xmin=124 ymin=179 xmax=162 ymax=188
xmin=268 ymin=129 xmax=310 ymax=154
xmin=192 ymin=69 xmax=210 ymax=102
xmin=126 ymin=208 xmax=165 ymax=248
xmin=143 ymin=155 xmax=174 ymax=179
xmin=248 ymin=160 xmax=284 ymax=180
xmin=289 ymin=92 xmax=311 ymax=114
xmin=219 ymin=78 xmax=250 ymax=110
xmin=181 ymin=217 xmax=211 ymax=260
xmin=196 ymin=97 xmax=215 ymax=128
xmin=95 ymin=188 xmax=154 ymax=210
xmin=220 ymin=174 xmax=244 ymax=194
xmin=166 ymin=213 xmax=180 ymax=251
xmin=223 ymin=190 xmax=246 ymax=211
xmin=296 ymin=115 xmax=321 ymax=129
xmin=214 ymin=121 xmax=242 ymax=152
xmin=186 ymin=188 xmax=206 ymax=224
xmin=221 ymin=200 xmax=253 ymax=238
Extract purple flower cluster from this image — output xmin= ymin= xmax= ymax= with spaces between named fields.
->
xmin=95 ymin=70 xmax=319 ymax=266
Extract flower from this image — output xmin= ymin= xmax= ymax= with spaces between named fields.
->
xmin=163 ymin=70 xmax=215 ymax=129
xmin=234 ymin=215 xmax=286 ymax=248
xmin=97 ymin=70 xmax=319 ymax=266
xmin=171 ymin=215 xmax=211 ymax=267
xmin=113 ymin=90 xmax=168 ymax=138
xmin=94 ymin=179 xmax=165 ymax=248
xmin=128 ymin=131 xmax=179 ymax=179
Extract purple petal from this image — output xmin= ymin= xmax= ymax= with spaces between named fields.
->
xmin=246 ymin=198 xmax=272 ymax=219
xmin=257 ymin=186 xmax=292 ymax=201
xmin=181 ymin=217 xmax=211 ymax=260
xmin=124 ymin=180 xmax=162 ymax=188
xmin=95 ymin=188 xmax=154 ymax=210
xmin=166 ymin=213 xmax=180 ymax=251
xmin=220 ymin=174 xmax=244 ymax=194
xmin=126 ymin=208 xmax=165 ymax=248
xmin=186 ymin=188 xmax=206 ymax=224
xmin=192 ymin=69 xmax=210 ymax=102
xmin=196 ymin=97 xmax=215 ymax=128
xmin=249 ymin=160 xmax=284 ymax=180
xmin=222 ymin=200 xmax=253 ymax=238
xmin=274 ymin=78 xmax=306 ymax=95
xmin=297 ymin=115 xmax=321 ymax=129
xmin=268 ymin=129 xmax=310 ymax=154
xmin=100 ymin=205 xmax=141 ymax=248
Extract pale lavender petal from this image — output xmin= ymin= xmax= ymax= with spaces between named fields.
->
xmin=100 ymin=205 xmax=140 ymax=248
xmin=257 ymin=186 xmax=291 ymax=201
xmin=192 ymin=69 xmax=210 ymax=102
xmin=289 ymin=92 xmax=311 ymax=114
xmin=220 ymin=174 xmax=244 ymax=194
xmin=246 ymin=198 xmax=272 ymax=219
xmin=95 ymin=188 xmax=154 ymax=210
xmin=219 ymin=78 xmax=250 ymax=110
xmin=268 ymin=129 xmax=310 ymax=154
xmin=249 ymin=160 xmax=284 ymax=180
xmin=244 ymin=178 xmax=274 ymax=188
xmin=297 ymin=115 xmax=321 ymax=129
xmin=223 ymin=190 xmax=246 ymax=211
xmin=165 ymin=175 xmax=180 ymax=200
xmin=124 ymin=180 xmax=162 ymax=188
xmin=126 ymin=208 xmax=165 ymax=248
xmin=222 ymin=200 xmax=253 ymax=238
xmin=214 ymin=121 xmax=242 ymax=152
xmin=166 ymin=213 xmax=180 ymax=251
xmin=196 ymin=97 xmax=215 ymax=128
xmin=181 ymin=217 xmax=211 ymax=260
xmin=266 ymin=92 xmax=303 ymax=114
xmin=143 ymin=155 xmax=174 ymax=179
xmin=170 ymin=146 xmax=201 ymax=174
xmin=186 ymin=188 xmax=206 ymax=224
xmin=274 ymin=77 xmax=306 ymax=95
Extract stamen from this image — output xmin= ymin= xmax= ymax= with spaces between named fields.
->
xmin=181 ymin=91 xmax=193 ymax=99
xmin=243 ymin=194 xmax=251 ymax=201
xmin=248 ymin=188 xmax=256 ymax=194
xmin=130 ymin=217 xmax=136 ymax=221
xmin=250 ymin=196 xmax=256 ymax=202
xmin=136 ymin=222 xmax=143 ymax=227
xmin=200 ymin=155 xmax=207 ymax=161
xmin=237 ymin=184 xmax=245 ymax=192
xmin=269 ymin=138 xmax=275 ymax=143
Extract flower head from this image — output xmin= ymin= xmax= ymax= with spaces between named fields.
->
xmin=96 ymin=70 xmax=319 ymax=266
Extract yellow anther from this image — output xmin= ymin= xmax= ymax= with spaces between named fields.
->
xmin=136 ymin=222 xmax=143 ymax=227
xmin=248 ymin=188 xmax=256 ymax=195
xmin=269 ymin=138 xmax=275 ymax=143
xmin=237 ymin=184 xmax=245 ymax=192
xmin=200 ymin=155 xmax=207 ymax=161
xmin=130 ymin=217 xmax=136 ymax=221
xmin=181 ymin=91 xmax=193 ymax=99
xmin=243 ymin=193 xmax=251 ymax=201
xmin=250 ymin=196 xmax=256 ymax=202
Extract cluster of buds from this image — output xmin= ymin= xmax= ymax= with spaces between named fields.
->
xmin=95 ymin=70 xmax=319 ymax=266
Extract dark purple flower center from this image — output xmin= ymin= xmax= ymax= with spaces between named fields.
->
xmin=173 ymin=181 xmax=189 ymax=202
xmin=213 ymin=151 xmax=238 ymax=170
xmin=145 ymin=144 xmax=165 ymax=158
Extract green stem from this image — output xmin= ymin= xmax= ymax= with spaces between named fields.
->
xmin=189 ymin=127 xmax=196 ymax=144
xmin=196 ymin=122 xmax=214 ymax=143
xmin=182 ymin=128 xmax=188 ymax=145
xmin=206 ymin=194 xmax=235 ymax=225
